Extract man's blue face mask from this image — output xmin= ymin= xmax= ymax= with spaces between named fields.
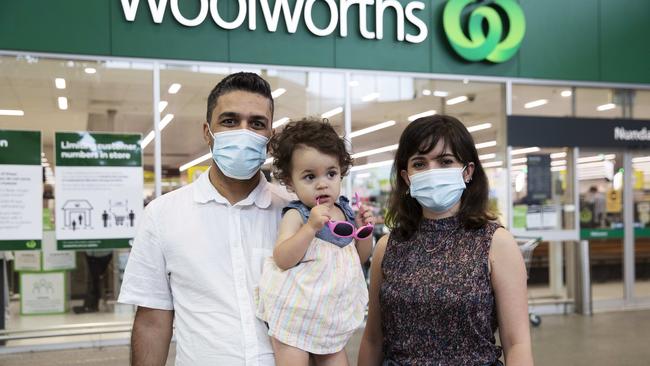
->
xmin=207 ymin=126 xmax=269 ymax=180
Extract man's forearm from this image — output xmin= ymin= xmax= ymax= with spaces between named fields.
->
xmin=131 ymin=308 xmax=173 ymax=366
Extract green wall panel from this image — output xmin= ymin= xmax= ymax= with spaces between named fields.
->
xmin=110 ymin=0 xmax=229 ymax=62
xmin=429 ymin=0 xmax=519 ymax=78
xmin=228 ymin=0 xmax=335 ymax=67
xmin=0 ymin=0 xmax=110 ymax=56
xmin=600 ymin=0 xmax=650 ymax=84
xmin=334 ymin=0 xmax=430 ymax=72
xmin=518 ymin=0 xmax=599 ymax=81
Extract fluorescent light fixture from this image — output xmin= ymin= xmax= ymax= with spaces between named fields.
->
xmin=321 ymin=106 xmax=343 ymax=119
xmin=352 ymin=144 xmax=398 ymax=159
xmin=271 ymin=88 xmax=286 ymax=98
xmin=272 ymin=117 xmax=290 ymax=128
xmin=180 ymin=152 xmax=212 ymax=172
xmin=475 ymin=140 xmax=497 ymax=149
xmin=551 ymin=166 xmax=567 ymax=172
xmin=55 ymin=78 xmax=66 ymax=89
xmin=57 ymin=97 xmax=68 ymax=110
xmin=433 ymin=90 xmax=449 ymax=97
xmin=351 ymin=159 xmax=394 ymax=172
xmin=355 ymin=172 xmax=371 ymax=179
xmin=632 ymin=156 xmax=650 ymax=163
xmin=160 ymin=114 xmax=174 ymax=130
xmin=361 ymin=92 xmax=380 ymax=102
xmin=142 ymin=131 xmax=155 ymax=149
xmin=551 ymin=160 xmax=567 ymax=166
xmin=483 ymin=161 xmax=503 ymax=168
xmin=524 ymin=99 xmax=548 ymax=109
xmin=597 ymin=103 xmax=616 ymax=111
xmin=511 ymin=164 xmax=528 ymax=170
xmin=479 ymin=153 xmax=496 ymax=160
xmin=159 ymin=101 xmax=168 ymax=113
xmin=349 ymin=80 xmax=359 ymax=87
xmin=510 ymin=147 xmax=540 ymax=155
xmin=560 ymin=90 xmax=572 ymax=97
xmin=467 ymin=123 xmax=492 ymax=133
xmin=84 ymin=67 xmax=96 ymax=74
xmin=550 ymin=152 xmax=567 ymax=159
xmin=511 ymin=157 xmax=528 ymax=164
xmin=422 ymin=89 xmax=432 ymax=96
xmin=408 ymin=110 xmax=436 ymax=122
xmin=349 ymin=120 xmax=396 ymax=138
xmin=446 ymin=95 xmax=468 ymax=105
xmin=168 ymin=83 xmax=182 ymax=94
xmin=577 ymin=154 xmax=615 ymax=163
xmin=0 ymin=109 xmax=24 ymax=116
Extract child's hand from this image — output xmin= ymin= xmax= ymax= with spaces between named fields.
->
xmin=355 ymin=203 xmax=375 ymax=228
xmin=307 ymin=204 xmax=331 ymax=232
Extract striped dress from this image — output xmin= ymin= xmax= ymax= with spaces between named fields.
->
xmin=256 ymin=197 xmax=369 ymax=354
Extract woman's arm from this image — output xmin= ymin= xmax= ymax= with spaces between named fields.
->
xmin=273 ymin=205 xmax=330 ymax=270
xmin=490 ymin=228 xmax=534 ymax=366
xmin=358 ymin=234 xmax=389 ymax=366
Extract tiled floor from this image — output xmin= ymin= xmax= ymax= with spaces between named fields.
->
xmin=2 ymin=310 xmax=650 ymax=365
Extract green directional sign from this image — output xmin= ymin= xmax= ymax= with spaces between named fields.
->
xmin=443 ymin=0 xmax=526 ymax=63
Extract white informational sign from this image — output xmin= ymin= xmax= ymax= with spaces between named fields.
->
xmin=0 ymin=130 xmax=43 ymax=250
xmin=20 ymin=271 xmax=66 ymax=314
xmin=54 ymin=132 xmax=143 ymax=250
xmin=14 ymin=251 xmax=41 ymax=271
xmin=42 ymin=232 xmax=76 ymax=271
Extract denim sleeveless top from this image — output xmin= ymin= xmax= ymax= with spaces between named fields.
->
xmin=282 ymin=196 xmax=355 ymax=248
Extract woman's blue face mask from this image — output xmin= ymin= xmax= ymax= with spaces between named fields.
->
xmin=408 ymin=166 xmax=467 ymax=213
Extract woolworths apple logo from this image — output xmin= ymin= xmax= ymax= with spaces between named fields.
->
xmin=443 ymin=0 xmax=525 ymax=63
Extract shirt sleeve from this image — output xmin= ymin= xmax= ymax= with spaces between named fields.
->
xmin=117 ymin=201 xmax=173 ymax=310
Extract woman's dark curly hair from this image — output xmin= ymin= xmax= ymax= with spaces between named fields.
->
xmin=270 ymin=118 xmax=353 ymax=186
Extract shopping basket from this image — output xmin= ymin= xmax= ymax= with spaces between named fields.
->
xmin=516 ymin=236 xmax=542 ymax=327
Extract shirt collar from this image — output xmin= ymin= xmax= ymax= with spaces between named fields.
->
xmin=193 ymin=168 xmax=272 ymax=208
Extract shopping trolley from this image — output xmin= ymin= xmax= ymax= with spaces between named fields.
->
xmin=516 ymin=236 xmax=542 ymax=327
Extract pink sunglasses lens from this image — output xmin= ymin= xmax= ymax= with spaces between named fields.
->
xmin=356 ymin=226 xmax=373 ymax=239
xmin=332 ymin=223 xmax=354 ymax=237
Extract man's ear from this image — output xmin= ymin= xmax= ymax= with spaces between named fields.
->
xmin=203 ymin=122 xmax=212 ymax=148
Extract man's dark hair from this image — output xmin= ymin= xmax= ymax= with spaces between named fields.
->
xmin=270 ymin=118 xmax=352 ymax=186
xmin=206 ymin=72 xmax=274 ymax=123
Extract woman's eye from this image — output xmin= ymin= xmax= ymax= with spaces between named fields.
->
xmin=413 ymin=161 xmax=425 ymax=169
xmin=441 ymin=159 xmax=454 ymax=166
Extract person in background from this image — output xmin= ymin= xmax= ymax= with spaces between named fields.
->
xmin=358 ymin=115 xmax=533 ymax=366
xmin=73 ymin=250 xmax=112 ymax=314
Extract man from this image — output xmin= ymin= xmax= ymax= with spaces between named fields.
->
xmin=118 ymin=72 xmax=291 ymax=365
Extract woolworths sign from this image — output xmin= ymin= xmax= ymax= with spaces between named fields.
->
xmin=120 ymin=0 xmax=526 ymax=63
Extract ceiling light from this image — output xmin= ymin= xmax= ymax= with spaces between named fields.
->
xmin=84 ymin=67 xmax=96 ymax=74
xmin=433 ymin=90 xmax=449 ymax=97
xmin=272 ymin=117 xmax=290 ymax=128
xmin=524 ymin=99 xmax=548 ymax=109
xmin=551 ymin=166 xmax=566 ymax=172
xmin=180 ymin=152 xmax=212 ymax=172
xmin=57 ymin=97 xmax=68 ymax=110
xmin=361 ymin=92 xmax=380 ymax=102
xmin=349 ymin=120 xmax=396 ymax=138
xmin=467 ymin=123 xmax=492 ymax=133
xmin=408 ymin=110 xmax=435 ymax=122
xmin=271 ymin=88 xmax=286 ymax=98
xmin=0 ymin=109 xmax=24 ymax=116
xmin=510 ymin=147 xmax=540 ymax=155
xmin=479 ymin=153 xmax=496 ymax=160
xmin=422 ymin=89 xmax=432 ymax=96
xmin=351 ymin=159 xmax=394 ymax=172
xmin=597 ymin=103 xmax=616 ymax=111
xmin=159 ymin=101 xmax=168 ymax=113
xmin=511 ymin=157 xmax=527 ymax=164
xmin=632 ymin=156 xmax=650 ymax=163
xmin=352 ymin=144 xmax=398 ymax=159
xmin=550 ymin=152 xmax=567 ymax=159
xmin=560 ymin=90 xmax=572 ymax=97
xmin=55 ymin=78 xmax=66 ymax=89
xmin=483 ymin=161 xmax=503 ymax=168
xmin=551 ymin=160 xmax=567 ymax=166
xmin=321 ymin=106 xmax=343 ymax=119
xmin=160 ymin=114 xmax=174 ymax=130
xmin=446 ymin=95 xmax=468 ymax=105
xmin=475 ymin=140 xmax=497 ymax=149
xmin=168 ymin=83 xmax=181 ymax=94
xmin=142 ymin=131 xmax=155 ymax=149
xmin=578 ymin=154 xmax=615 ymax=163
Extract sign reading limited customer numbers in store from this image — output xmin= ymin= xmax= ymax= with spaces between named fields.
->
xmin=54 ymin=132 xmax=143 ymax=250
xmin=0 ymin=130 xmax=42 ymax=250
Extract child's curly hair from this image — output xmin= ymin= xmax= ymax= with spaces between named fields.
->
xmin=270 ymin=118 xmax=353 ymax=186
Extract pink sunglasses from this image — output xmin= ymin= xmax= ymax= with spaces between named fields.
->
xmin=317 ymin=193 xmax=374 ymax=240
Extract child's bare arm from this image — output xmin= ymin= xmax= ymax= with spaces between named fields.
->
xmin=273 ymin=206 xmax=330 ymax=270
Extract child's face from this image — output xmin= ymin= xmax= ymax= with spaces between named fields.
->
xmin=288 ymin=145 xmax=342 ymax=208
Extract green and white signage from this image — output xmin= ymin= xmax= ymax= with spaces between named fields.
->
xmin=54 ymin=132 xmax=143 ymax=250
xmin=20 ymin=271 xmax=66 ymax=315
xmin=0 ymin=130 xmax=42 ymax=250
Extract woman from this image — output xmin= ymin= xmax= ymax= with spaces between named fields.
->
xmin=358 ymin=115 xmax=533 ymax=366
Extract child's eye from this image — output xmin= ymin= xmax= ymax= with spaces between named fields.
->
xmin=327 ymin=170 xmax=339 ymax=178
xmin=303 ymin=174 xmax=315 ymax=181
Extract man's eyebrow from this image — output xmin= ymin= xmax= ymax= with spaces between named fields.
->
xmin=218 ymin=111 xmax=269 ymax=122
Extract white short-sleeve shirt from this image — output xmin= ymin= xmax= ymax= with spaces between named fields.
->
xmin=118 ymin=170 xmax=291 ymax=366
